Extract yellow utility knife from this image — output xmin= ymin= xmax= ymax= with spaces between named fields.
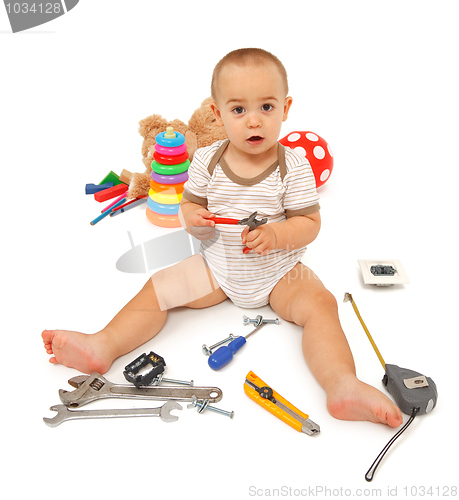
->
xmin=244 ymin=371 xmax=320 ymax=436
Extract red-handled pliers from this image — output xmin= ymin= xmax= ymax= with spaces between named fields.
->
xmin=210 ymin=211 xmax=268 ymax=254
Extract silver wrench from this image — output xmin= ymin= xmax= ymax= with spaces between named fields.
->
xmin=43 ymin=400 xmax=182 ymax=427
xmin=59 ymin=372 xmax=223 ymax=408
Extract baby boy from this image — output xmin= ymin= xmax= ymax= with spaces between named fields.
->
xmin=43 ymin=48 xmax=402 ymax=428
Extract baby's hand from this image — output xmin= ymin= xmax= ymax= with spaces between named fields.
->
xmin=187 ymin=209 xmax=217 ymax=241
xmin=241 ymin=225 xmax=277 ymax=255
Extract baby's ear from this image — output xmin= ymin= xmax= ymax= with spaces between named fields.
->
xmin=283 ymin=96 xmax=293 ymax=121
xmin=210 ymin=101 xmax=224 ymax=127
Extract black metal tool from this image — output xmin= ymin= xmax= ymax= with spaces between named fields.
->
xmin=123 ymin=351 xmax=166 ymax=387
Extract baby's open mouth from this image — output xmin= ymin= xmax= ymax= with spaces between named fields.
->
xmin=248 ymin=136 xmax=263 ymax=143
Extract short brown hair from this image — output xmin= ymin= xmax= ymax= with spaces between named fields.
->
xmin=211 ymin=48 xmax=289 ymax=100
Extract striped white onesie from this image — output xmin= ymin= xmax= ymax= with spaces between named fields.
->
xmin=183 ymin=140 xmax=320 ymax=308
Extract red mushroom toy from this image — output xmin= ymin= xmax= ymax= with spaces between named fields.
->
xmin=279 ymin=131 xmax=333 ymax=188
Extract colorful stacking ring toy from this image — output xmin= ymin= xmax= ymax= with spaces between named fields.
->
xmin=146 ymin=127 xmax=190 ymax=229
xmin=151 ymin=170 xmax=188 ymax=185
xmin=151 ymin=159 xmax=190 ymax=175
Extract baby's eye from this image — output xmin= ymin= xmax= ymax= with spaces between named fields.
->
xmin=232 ymin=106 xmax=245 ymax=114
xmin=261 ymin=104 xmax=273 ymax=111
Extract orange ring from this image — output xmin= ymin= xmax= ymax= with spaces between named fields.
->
xmin=146 ymin=207 xmax=182 ymax=228
xmin=150 ymin=179 xmax=184 ymax=194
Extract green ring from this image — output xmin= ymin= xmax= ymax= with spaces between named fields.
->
xmin=151 ymin=159 xmax=190 ymax=175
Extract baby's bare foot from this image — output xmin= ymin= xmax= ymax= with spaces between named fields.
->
xmin=42 ymin=330 xmax=112 ymax=375
xmin=327 ymin=374 xmax=403 ymax=428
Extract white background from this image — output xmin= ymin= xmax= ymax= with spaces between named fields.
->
xmin=1 ymin=1 xmax=458 ymax=498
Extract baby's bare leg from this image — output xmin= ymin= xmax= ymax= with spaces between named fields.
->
xmin=269 ymin=263 xmax=403 ymax=428
xmin=42 ymin=255 xmax=227 ymax=374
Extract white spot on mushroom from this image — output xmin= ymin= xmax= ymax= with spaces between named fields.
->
xmin=328 ymin=145 xmax=333 ymax=157
xmin=306 ymin=132 xmax=319 ymax=142
xmin=320 ymin=169 xmax=330 ymax=182
xmin=294 ymin=146 xmax=307 ymax=157
xmin=313 ymin=146 xmax=326 ymax=160
xmin=287 ymin=132 xmax=301 ymax=142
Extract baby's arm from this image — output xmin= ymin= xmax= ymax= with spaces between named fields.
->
xmin=179 ymin=199 xmax=216 ymax=241
xmin=241 ymin=212 xmax=321 ymax=255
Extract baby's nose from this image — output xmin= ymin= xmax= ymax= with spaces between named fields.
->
xmin=247 ymin=112 xmax=262 ymax=127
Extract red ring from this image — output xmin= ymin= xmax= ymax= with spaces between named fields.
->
xmin=153 ymin=150 xmax=189 ymax=165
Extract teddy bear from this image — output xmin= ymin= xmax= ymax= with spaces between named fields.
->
xmin=127 ymin=97 xmax=228 ymax=199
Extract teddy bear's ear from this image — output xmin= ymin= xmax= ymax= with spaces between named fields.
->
xmin=187 ymin=98 xmax=228 ymax=150
xmin=200 ymin=97 xmax=213 ymax=106
xmin=185 ymin=130 xmax=197 ymax=161
xmin=138 ymin=114 xmax=168 ymax=138
xmin=188 ymin=103 xmax=220 ymax=135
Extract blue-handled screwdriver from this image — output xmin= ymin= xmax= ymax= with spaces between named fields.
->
xmin=208 ymin=322 xmax=269 ymax=370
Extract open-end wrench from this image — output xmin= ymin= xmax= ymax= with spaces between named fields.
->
xmin=59 ymin=372 xmax=223 ymax=408
xmin=43 ymin=400 xmax=182 ymax=427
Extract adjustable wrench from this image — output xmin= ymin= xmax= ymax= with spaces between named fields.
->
xmin=43 ymin=400 xmax=182 ymax=427
xmin=59 ymin=372 xmax=223 ymax=408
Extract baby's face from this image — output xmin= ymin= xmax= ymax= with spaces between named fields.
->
xmin=211 ymin=62 xmax=292 ymax=159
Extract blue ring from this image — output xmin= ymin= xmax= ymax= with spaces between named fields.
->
xmin=155 ymin=130 xmax=185 ymax=147
xmin=147 ymin=197 xmax=180 ymax=215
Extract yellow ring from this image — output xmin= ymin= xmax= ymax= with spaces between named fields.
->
xmin=149 ymin=188 xmax=182 ymax=205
